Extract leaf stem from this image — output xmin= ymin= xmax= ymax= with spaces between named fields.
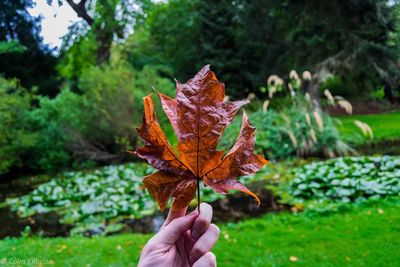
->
xmin=197 ymin=178 xmax=201 ymax=213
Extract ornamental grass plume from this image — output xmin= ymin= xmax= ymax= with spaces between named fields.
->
xmin=305 ymin=113 xmax=312 ymax=126
xmin=324 ymin=89 xmax=335 ymax=105
xmin=336 ymin=98 xmax=353 ymax=114
xmin=354 ymin=120 xmax=373 ymax=139
xmin=267 ymin=74 xmax=284 ymax=99
xmin=247 ymin=92 xmax=256 ymax=101
xmin=287 ymin=131 xmax=298 ymax=148
xmin=302 ymin=70 xmax=312 ymax=81
xmin=262 ymin=100 xmax=270 ymax=113
xmin=309 ymin=129 xmax=318 ymax=144
xmin=289 ymin=70 xmax=300 ymax=81
xmin=267 ymin=74 xmax=284 ymax=86
xmin=313 ymin=111 xmax=324 ymax=131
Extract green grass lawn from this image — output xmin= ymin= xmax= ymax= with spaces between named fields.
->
xmin=0 ymin=198 xmax=399 ymax=267
xmin=337 ymin=112 xmax=400 ymax=141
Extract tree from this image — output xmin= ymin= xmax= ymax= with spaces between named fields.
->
xmin=282 ymin=0 xmax=400 ymax=108
xmin=0 ymin=0 xmax=60 ymax=96
xmin=146 ymin=0 xmax=246 ymax=96
xmin=50 ymin=0 xmax=149 ymax=65
xmin=144 ymin=0 xmax=400 ymax=102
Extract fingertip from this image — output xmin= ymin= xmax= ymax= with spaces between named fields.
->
xmin=192 ymin=252 xmax=216 ymax=267
xmin=200 ymin=202 xmax=212 ymax=212
xmin=209 ymin=223 xmax=220 ymax=237
xmin=191 ymin=203 xmax=213 ymax=240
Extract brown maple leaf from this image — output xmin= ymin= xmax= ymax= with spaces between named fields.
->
xmin=131 ymin=65 xmax=268 ymax=211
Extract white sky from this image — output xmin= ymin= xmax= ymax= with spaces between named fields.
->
xmin=28 ymin=0 xmax=80 ymax=50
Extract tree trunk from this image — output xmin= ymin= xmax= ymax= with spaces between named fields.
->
xmin=95 ymin=31 xmax=113 ymax=64
xmin=307 ymin=73 xmax=322 ymax=111
xmin=65 ymin=0 xmax=117 ymax=65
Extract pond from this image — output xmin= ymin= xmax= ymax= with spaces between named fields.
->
xmin=0 ymin=178 xmax=288 ymax=238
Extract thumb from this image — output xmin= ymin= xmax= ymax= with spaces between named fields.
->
xmin=157 ymin=212 xmax=198 ymax=245
xmin=161 ymin=199 xmax=190 ymax=228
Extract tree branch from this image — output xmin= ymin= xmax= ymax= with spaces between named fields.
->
xmin=66 ymin=0 xmax=94 ymax=26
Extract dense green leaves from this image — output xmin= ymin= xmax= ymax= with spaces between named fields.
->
xmin=6 ymin=163 xmax=155 ymax=235
xmin=0 ymin=0 xmax=59 ymax=96
xmin=141 ymin=0 xmax=400 ymax=96
xmin=289 ymin=156 xmax=400 ymax=203
xmin=0 ymin=77 xmax=35 ymax=174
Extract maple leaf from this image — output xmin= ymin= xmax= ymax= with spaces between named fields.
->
xmin=131 ymin=65 xmax=268 ymax=211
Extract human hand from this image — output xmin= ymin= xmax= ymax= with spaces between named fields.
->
xmin=138 ymin=202 xmax=220 ymax=267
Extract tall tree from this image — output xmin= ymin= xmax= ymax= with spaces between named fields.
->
xmin=145 ymin=0 xmax=400 ymax=101
xmin=147 ymin=0 xmax=244 ymax=96
xmin=283 ymin=0 xmax=399 ymax=108
xmin=0 ymin=0 xmax=59 ymax=96
xmin=50 ymin=0 xmax=149 ymax=64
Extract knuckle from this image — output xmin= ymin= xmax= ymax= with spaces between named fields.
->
xmin=193 ymin=243 xmax=207 ymax=256
xmin=197 ymin=216 xmax=209 ymax=227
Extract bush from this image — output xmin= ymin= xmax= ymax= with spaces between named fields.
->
xmin=289 ymin=156 xmax=400 ymax=203
xmin=0 ymin=77 xmax=36 ymax=175
xmin=222 ymin=70 xmax=356 ymax=160
xmin=30 ymin=62 xmax=174 ymax=169
xmin=27 ymin=89 xmax=86 ymax=172
xmin=220 ymin=101 xmax=352 ymax=160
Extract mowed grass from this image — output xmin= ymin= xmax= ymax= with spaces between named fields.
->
xmin=337 ymin=112 xmax=400 ymax=141
xmin=0 ymin=198 xmax=399 ymax=267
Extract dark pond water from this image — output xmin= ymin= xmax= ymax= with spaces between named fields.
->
xmin=356 ymin=139 xmax=400 ymax=155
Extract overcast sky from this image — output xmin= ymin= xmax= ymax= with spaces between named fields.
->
xmin=28 ymin=0 xmax=80 ymax=50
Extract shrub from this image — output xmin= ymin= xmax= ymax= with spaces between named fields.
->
xmin=30 ymin=62 xmax=174 ymax=168
xmin=289 ymin=156 xmax=400 ymax=203
xmin=0 ymin=77 xmax=36 ymax=175
xmin=27 ymin=89 xmax=85 ymax=171
xmin=225 ymin=69 xmax=373 ymax=159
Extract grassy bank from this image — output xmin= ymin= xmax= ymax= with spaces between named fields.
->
xmin=337 ymin=112 xmax=400 ymax=141
xmin=1 ymin=198 xmax=399 ymax=267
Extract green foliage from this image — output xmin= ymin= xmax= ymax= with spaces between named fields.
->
xmin=320 ymin=75 xmax=359 ymax=98
xmin=1 ymin=198 xmax=399 ymax=266
xmin=4 ymin=159 xmax=261 ymax=235
xmin=26 ymin=89 xmax=82 ymax=172
xmin=220 ymin=95 xmax=351 ymax=160
xmin=140 ymin=0 xmax=400 ymax=97
xmin=0 ymin=0 xmax=60 ymax=96
xmin=0 ymin=40 xmax=26 ymax=54
xmin=0 ymin=77 xmax=36 ymax=175
xmin=32 ymin=62 xmax=174 ymax=166
xmin=0 ymin=62 xmax=175 ymax=175
xmin=145 ymin=0 xmax=247 ymax=96
xmin=6 ymin=163 xmax=156 ymax=235
xmin=337 ymin=112 xmax=400 ymax=143
xmin=254 ymin=109 xmax=349 ymax=159
xmin=369 ymin=86 xmax=385 ymax=100
xmin=288 ymin=156 xmax=400 ymax=204
xmin=57 ymin=34 xmax=97 ymax=87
